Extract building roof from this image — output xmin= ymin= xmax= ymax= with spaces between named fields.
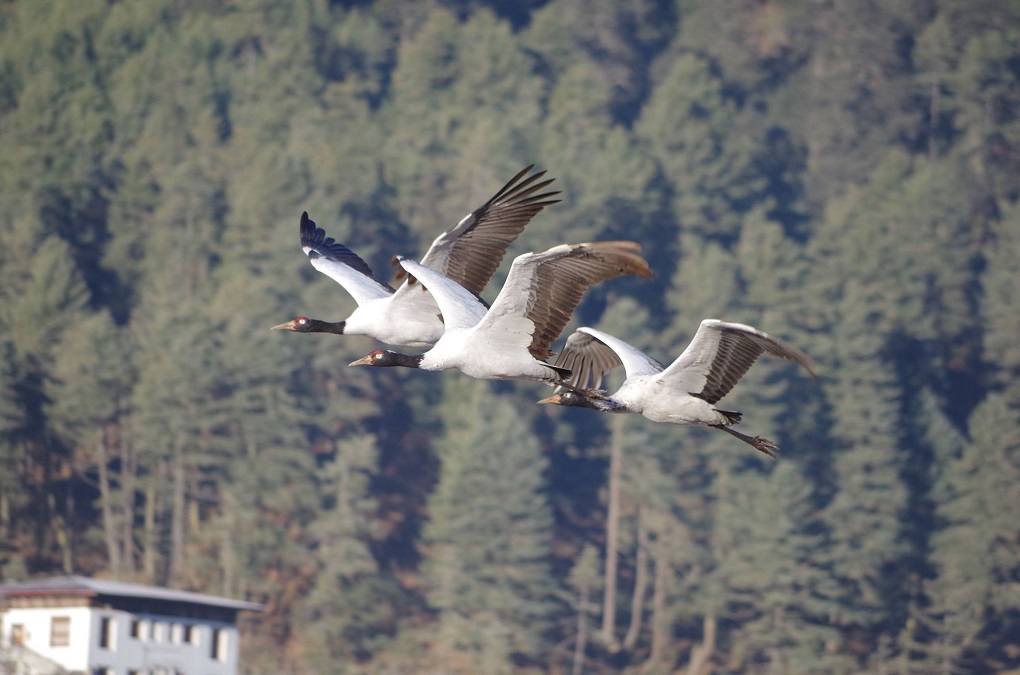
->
xmin=0 ymin=576 xmax=263 ymax=612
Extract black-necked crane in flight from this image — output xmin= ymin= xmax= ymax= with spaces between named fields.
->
xmin=538 ymin=321 xmax=815 ymax=456
xmin=348 ymin=242 xmax=653 ymax=383
xmin=272 ymin=166 xmax=559 ymax=347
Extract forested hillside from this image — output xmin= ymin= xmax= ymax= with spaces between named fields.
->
xmin=1 ymin=0 xmax=1018 ymax=672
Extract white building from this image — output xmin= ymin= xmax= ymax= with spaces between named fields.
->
xmin=0 ymin=576 xmax=262 ymax=675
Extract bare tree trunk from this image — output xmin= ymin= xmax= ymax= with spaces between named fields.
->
xmin=685 ymin=615 xmax=716 ymax=675
xmin=143 ymin=477 xmax=157 ymax=582
xmin=120 ymin=439 xmax=137 ymax=576
xmin=221 ymin=491 xmax=237 ymax=598
xmin=623 ymin=508 xmax=648 ymax=651
xmin=0 ymin=489 xmax=8 ymax=542
xmin=167 ymin=433 xmax=186 ymax=586
xmin=601 ymin=415 xmax=625 ymax=647
xmin=928 ymin=74 xmax=941 ymax=160
xmin=63 ymin=491 xmax=74 ymax=572
xmin=572 ymin=583 xmax=590 ymax=675
xmin=97 ymin=429 xmax=121 ymax=574
xmin=51 ymin=492 xmax=73 ymax=573
xmin=648 ymin=553 xmax=669 ymax=668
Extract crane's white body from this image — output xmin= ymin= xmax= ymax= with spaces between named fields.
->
xmin=544 ymin=321 xmax=815 ymax=455
xmin=398 ymin=252 xmax=562 ymax=381
xmin=574 ymin=325 xmax=740 ymax=426
xmin=351 ymin=240 xmax=652 ymax=382
xmin=308 ymin=253 xmax=444 ymax=347
xmin=337 ymin=297 xmax=444 ymax=347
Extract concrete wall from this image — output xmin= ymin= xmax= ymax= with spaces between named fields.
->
xmin=3 ymin=606 xmax=239 ymax=675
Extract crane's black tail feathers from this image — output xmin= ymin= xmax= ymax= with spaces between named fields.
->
xmin=714 ymin=408 xmax=742 ymax=426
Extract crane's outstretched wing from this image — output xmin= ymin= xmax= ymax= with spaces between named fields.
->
xmin=575 ymin=327 xmax=664 ymax=379
xmin=389 ymin=166 xmax=559 ymax=318
xmin=550 ymin=330 xmax=625 ymax=392
xmin=475 ymin=241 xmax=653 ymax=361
xmin=411 ymin=165 xmax=560 ymax=294
xmin=659 ymin=320 xmax=815 ymax=404
xmin=300 ymin=212 xmax=394 ymax=306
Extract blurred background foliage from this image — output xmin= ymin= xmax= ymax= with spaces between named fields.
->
xmin=1 ymin=0 xmax=1018 ymax=672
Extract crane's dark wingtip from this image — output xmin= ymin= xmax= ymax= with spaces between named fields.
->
xmin=299 ymin=211 xmax=320 ymax=243
xmin=297 ymin=213 xmax=386 ymax=284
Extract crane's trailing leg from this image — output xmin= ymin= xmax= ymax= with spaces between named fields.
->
xmin=713 ymin=425 xmax=779 ymax=458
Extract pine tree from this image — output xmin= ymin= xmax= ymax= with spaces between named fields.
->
xmin=894 ymin=390 xmax=969 ymax=674
xmin=419 ymin=379 xmax=558 ymax=671
xmin=635 ymin=51 xmax=761 ymax=243
xmin=48 ymin=310 xmax=136 ymax=575
xmin=566 ymin=543 xmax=602 ymax=675
xmin=524 ymin=0 xmax=674 ymax=124
xmin=296 ymin=433 xmax=392 ymax=670
xmin=981 ymin=200 xmax=1020 ymax=387
xmin=1 ymin=235 xmax=91 ymax=572
xmin=924 ymin=393 xmax=1020 ymax=671
xmin=711 ymin=462 xmax=852 ymax=673
xmin=0 ymin=334 xmax=24 ymax=575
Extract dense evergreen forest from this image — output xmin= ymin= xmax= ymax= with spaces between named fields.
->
xmin=1 ymin=0 xmax=1019 ymax=672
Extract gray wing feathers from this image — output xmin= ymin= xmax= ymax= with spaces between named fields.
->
xmin=518 ymin=242 xmax=653 ymax=361
xmin=665 ymin=320 xmax=815 ymax=404
xmin=576 ymin=327 xmax=665 ymax=379
xmin=553 ymin=331 xmax=623 ymax=391
xmin=415 ymin=165 xmax=560 ymax=295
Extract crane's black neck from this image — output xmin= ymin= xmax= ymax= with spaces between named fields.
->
xmin=554 ymin=391 xmax=624 ymax=412
xmin=305 ymin=318 xmax=346 ymax=334
xmin=382 ymin=351 xmax=424 ymax=368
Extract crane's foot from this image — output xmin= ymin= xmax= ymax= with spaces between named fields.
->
xmin=714 ymin=425 xmax=779 ymax=458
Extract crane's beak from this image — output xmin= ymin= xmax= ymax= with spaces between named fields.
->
xmin=348 ymin=355 xmax=374 ymax=367
xmin=270 ymin=320 xmax=298 ymax=331
xmin=536 ymin=394 xmax=562 ymax=405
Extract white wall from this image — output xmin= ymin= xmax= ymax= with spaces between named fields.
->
xmin=2 ymin=605 xmax=94 ymax=671
xmin=3 ymin=606 xmax=240 ymax=675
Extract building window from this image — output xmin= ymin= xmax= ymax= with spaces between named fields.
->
xmin=182 ymin=623 xmax=195 ymax=645
xmin=130 ymin=619 xmax=142 ymax=638
xmin=11 ymin=624 xmax=25 ymax=646
xmin=210 ymin=627 xmax=227 ymax=661
xmin=99 ymin=616 xmax=116 ymax=650
xmin=50 ymin=616 xmax=71 ymax=647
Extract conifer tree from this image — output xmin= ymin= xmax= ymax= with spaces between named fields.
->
xmin=711 ymin=462 xmax=851 ymax=673
xmin=1 ymin=235 xmax=91 ymax=571
xmin=924 ymin=393 xmax=1020 ymax=671
xmin=296 ymin=433 xmax=392 ymax=670
xmin=635 ymin=52 xmax=758 ymax=243
xmin=981 ymin=200 xmax=1020 ymax=387
xmin=566 ymin=543 xmax=601 ymax=675
xmin=420 ymin=379 xmax=557 ymax=671
xmin=48 ymin=311 xmax=136 ymax=575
